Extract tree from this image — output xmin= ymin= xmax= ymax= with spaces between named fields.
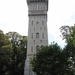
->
xmin=59 ymin=25 xmax=75 ymax=45
xmin=63 ymin=44 xmax=75 ymax=75
xmin=67 ymin=26 xmax=75 ymax=46
xmin=30 ymin=43 xmax=73 ymax=75
xmin=60 ymin=25 xmax=75 ymax=74
xmin=14 ymin=36 xmax=27 ymax=75
xmin=0 ymin=30 xmax=12 ymax=75
xmin=6 ymin=32 xmax=27 ymax=75
xmin=60 ymin=25 xmax=75 ymax=57
xmin=59 ymin=25 xmax=71 ymax=42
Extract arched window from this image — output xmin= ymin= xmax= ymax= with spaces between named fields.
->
xmin=36 ymin=46 xmax=39 ymax=51
xmin=36 ymin=33 xmax=39 ymax=38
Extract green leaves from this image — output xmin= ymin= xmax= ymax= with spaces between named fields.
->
xmin=6 ymin=32 xmax=27 ymax=75
xmin=0 ymin=30 xmax=12 ymax=75
xmin=60 ymin=25 xmax=75 ymax=46
xmin=30 ymin=43 xmax=73 ymax=75
xmin=0 ymin=31 xmax=27 ymax=75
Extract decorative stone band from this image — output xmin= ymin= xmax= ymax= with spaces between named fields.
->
xmin=28 ymin=14 xmax=47 ymax=16
xmin=28 ymin=10 xmax=47 ymax=15
xmin=27 ymin=0 xmax=48 ymax=3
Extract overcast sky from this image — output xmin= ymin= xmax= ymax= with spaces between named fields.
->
xmin=0 ymin=0 xmax=75 ymax=48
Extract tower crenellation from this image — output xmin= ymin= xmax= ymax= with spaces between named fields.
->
xmin=27 ymin=0 xmax=48 ymax=16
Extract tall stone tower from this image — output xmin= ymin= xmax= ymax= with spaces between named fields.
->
xmin=24 ymin=0 xmax=48 ymax=75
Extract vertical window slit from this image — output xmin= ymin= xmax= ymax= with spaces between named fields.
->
xmin=31 ymin=33 xmax=33 ymax=39
xmin=42 ymin=20 xmax=44 ymax=25
xmin=31 ymin=46 xmax=33 ymax=52
xmin=42 ymin=33 xmax=44 ymax=39
xmin=32 ymin=21 xmax=33 ymax=26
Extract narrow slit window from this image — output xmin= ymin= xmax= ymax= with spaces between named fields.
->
xmin=40 ymin=27 xmax=42 ymax=30
xmin=42 ymin=20 xmax=44 ymax=25
xmin=34 ymin=40 xmax=35 ymax=44
xmin=32 ymin=4 xmax=34 ymax=10
xmin=42 ymin=3 xmax=43 ymax=10
xmin=42 ymin=33 xmax=44 ymax=39
xmin=31 ymin=46 xmax=33 ymax=52
xmin=34 ymin=27 xmax=35 ymax=31
xmin=31 ymin=33 xmax=33 ymax=39
xmin=37 ymin=4 xmax=38 ymax=10
xmin=36 ymin=33 xmax=39 ymax=38
xmin=40 ymin=40 xmax=42 ymax=43
xmin=32 ymin=21 xmax=33 ymax=26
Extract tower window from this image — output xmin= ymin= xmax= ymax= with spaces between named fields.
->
xmin=32 ymin=21 xmax=33 ymax=26
xmin=34 ymin=40 xmax=35 ymax=44
xmin=34 ymin=27 xmax=35 ymax=31
xmin=40 ymin=40 xmax=42 ymax=43
xmin=40 ymin=27 xmax=42 ymax=30
xmin=32 ymin=4 xmax=34 ymax=10
xmin=36 ymin=46 xmax=39 ymax=51
xmin=42 ymin=3 xmax=45 ymax=10
xmin=36 ymin=22 xmax=39 ymax=24
xmin=42 ymin=20 xmax=44 ymax=25
xmin=36 ymin=33 xmax=39 ymax=38
xmin=31 ymin=33 xmax=33 ymax=39
xmin=36 ymin=4 xmax=38 ymax=10
xmin=44 ymin=27 xmax=46 ymax=30
xmin=31 ymin=46 xmax=33 ymax=52
xmin=42 ymin=33 xmax=44 ymax=39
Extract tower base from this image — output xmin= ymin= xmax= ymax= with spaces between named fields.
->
xmin=24 ymin=57 xmax=36 ymax=75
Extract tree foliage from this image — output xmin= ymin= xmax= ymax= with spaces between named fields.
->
xmin=30 ymin=43 xmax=73 ymax=75
xmin=0 ymin=30 xmax=12 ymax=75
xmin=6 ymin=32 xmax=27 ymax=75
xmin=0 ymin=31 xmax=27 ymax=75
xmin=60 ymin=25 xmax=75 ymax=74
xmin=59 ymin=25 xmax=75 ymax=45
xmin=59 ymin=25 xmax=71 ymax=41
